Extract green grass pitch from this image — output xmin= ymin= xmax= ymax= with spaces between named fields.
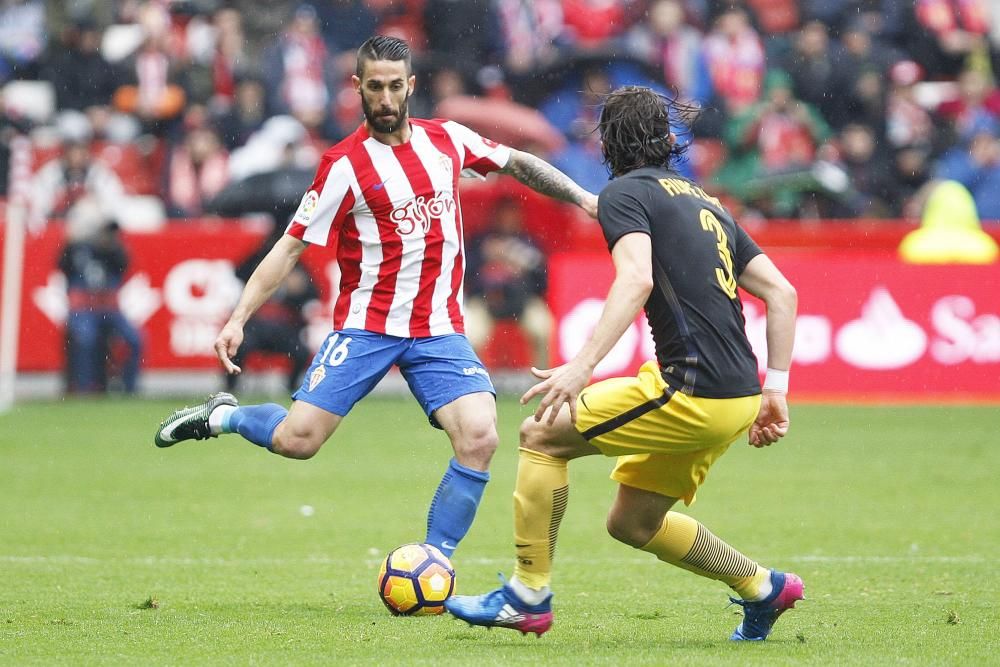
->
xmin=1 ymin=396 xmax=998 ymax=665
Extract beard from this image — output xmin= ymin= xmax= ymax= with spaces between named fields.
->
xmin=362 ymin=91 xmax=410 ymax=134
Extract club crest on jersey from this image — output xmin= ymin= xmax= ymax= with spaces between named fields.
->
xmin=308 ymin=364 xmax=326 ymax=391
xmin=294 ymin=190 xmax=319 ymax=224
xmin=390 ymin=192 xmax=455 ymax=236
xmin=438 ymin=153 xmax=454 ymax=178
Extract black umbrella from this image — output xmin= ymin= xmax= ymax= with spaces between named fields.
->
xmin=204 ymin=167 xmax=314 ymax=224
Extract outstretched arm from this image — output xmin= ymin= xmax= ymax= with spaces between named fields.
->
xmin=499 ymin=149 xmax=598 ymax=218
xmin=215 ymin=234 xmax=308 ymax=375
xmin=521 ymin=232 xmax=653 ymax=423
xmin=737 ymin=253 xmax=797 ymax=447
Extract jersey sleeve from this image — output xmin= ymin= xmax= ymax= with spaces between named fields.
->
xmin=597 ymin=178 xmax=652 ymax=250
xmin=285 ymin=155 xmax=356 ymax=247
xmin=732 ymin=223 xmax=764 ymax=276
xmin=442 ymin=120 xmax=511 ymax=178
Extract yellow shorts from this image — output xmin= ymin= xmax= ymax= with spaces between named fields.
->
xmin=575 ymin=361 xmax=761 ymax=505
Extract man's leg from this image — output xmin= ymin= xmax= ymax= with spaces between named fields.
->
xmin=607 ymin=484 xmax=770 ymax=599
xmin=445 ymin=406 xmax=600 ymax=635
xmin=156 ymin=329 xmax=393 ymax=455
xmin=510 ymin=408 xmax=600 ymax=596
xmin=424 ymin=392 xmax=498 ymax=558
xmin=608 ymin=483 xmax=803 ymax=641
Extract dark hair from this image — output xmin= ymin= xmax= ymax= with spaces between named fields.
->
xmin=598 ymin=86 xmax=698 ymax=177
xmin=356 ymin=35 xmax=412 ymax=78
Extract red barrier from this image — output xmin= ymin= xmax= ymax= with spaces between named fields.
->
xmin=549 ymin=251 xmax=1000 ymax=401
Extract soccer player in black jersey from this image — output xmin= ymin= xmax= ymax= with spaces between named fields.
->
xmin=447 ymin=86 xmax=803 ymax=640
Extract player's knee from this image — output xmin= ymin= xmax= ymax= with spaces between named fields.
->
xmin=451 ymin=420 xmax=498 ymax=468
xmin=272 ymin=425 xmax=324 ymax=460
xmin=605 ymin=511 xmax=655 ymax=548
xmin=519 ymin=417 xmax=555 ymax=455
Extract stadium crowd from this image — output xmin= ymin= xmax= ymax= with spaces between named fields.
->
xmin=1 ymin=0 xmax=1000 ymax=225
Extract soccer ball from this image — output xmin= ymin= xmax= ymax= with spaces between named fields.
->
xmin=377 ymin=543 xmax=456 ymax=616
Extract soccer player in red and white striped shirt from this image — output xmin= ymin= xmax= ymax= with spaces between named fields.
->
xmin=155 ymin=35 xmax=598 ymax=560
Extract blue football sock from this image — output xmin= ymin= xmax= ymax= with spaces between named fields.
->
xmin=223 ymin=404 xmax=286 ymax=451
xmin=425 ymin=458 xmax=490 ymax=557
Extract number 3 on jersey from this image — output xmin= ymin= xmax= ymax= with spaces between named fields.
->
xmin=699 ymin=209 xmax=738 ymax=299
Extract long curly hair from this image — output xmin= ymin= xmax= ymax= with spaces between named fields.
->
xmin=598 ymin=86 xmax=699 ymax=177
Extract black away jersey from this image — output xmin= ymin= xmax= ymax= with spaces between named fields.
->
xmin=597 ymin=167 xmax=763 ymax=398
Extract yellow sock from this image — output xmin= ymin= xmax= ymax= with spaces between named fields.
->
xmin=512 ymin=447 xmax=568 ymax=590
xmin=639 ymin=511 xmax=770 ymax=599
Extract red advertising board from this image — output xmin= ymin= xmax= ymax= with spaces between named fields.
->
xmin=549 ymin=251 xmax=1000 ymax=401
xmin=2 ymin=222 xmax=342 ymax=371
xmin=3 ymin=223 xmax=999 ymax=400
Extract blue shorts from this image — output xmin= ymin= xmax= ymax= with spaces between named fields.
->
xmin=291 ymin=329 xmax=495 ymax=429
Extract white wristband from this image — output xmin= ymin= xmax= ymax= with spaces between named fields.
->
xmin=763 ymin=368 xmax=789 ymax=393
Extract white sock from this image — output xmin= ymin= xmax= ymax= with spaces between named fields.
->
xmin=509 ymin=575 xmax=550 ymax=606
xmin=208 ymin=405 xmax=237 ymax=435
xmin=751 ymin=573 xmax=774 ymax=601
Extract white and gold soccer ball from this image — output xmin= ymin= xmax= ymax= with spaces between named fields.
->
xmin=377 ymin=543 xmax=456 ymax=616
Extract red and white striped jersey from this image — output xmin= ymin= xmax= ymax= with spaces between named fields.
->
xmin=286 ymin=119 xmax=511 ymax=337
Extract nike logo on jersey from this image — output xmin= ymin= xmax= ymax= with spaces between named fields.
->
xmin=373 ymin=182 xmax=386 ymax=190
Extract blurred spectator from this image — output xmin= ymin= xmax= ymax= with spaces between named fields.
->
xmin=465 ymin=197 xmax=553 ymax=369
xmin=891 ymin=145 xmax=936 ymax=218
xmin=626 ymin=0 xmax=714 ymax=105
xmin=225 ymin=223 xmax=319 ymax=393
xmin=715 ymin=69 xmax=832 ymax=216
xmin=166 ymin=121 xmax=229 ymax=218
xmin=214 ymin=74 xmax=269 ymax=149
xmin=42 ymin=19 xmax=118 ymax=117
xmin=702 ymin=6 xmax=766 ymax=115
xmin=903 ymin=0 xmax=992 ymax=78
xmin=782 ymin=21 xmax=840 ymax=126
xmin=410 ymin=65 xmax=468 ymax=119
xmin=211 ymin=7 xmax=251 ymax=108
xmin=496 ymin=0 xmax=568 ymax=103
xmin=58 ymin=205 xmax=142 ymax=394
xmin=181 ymin=6 xmax=251 ymax=110
xmin=936 ymin=67 xmax=1000 ymax=135
xmin=29 ymin=114 xmax=127 ymax=229
xmin=885 ymin=60 xmax=937 ymax=152
xmin=112 ymin=31 xmax=188 ymax=135
xmin=933 ymin=115 xmax=1000 ymax=219
xmin=315 ymin=0 xmax=379 ymax=73
xmin=827 ymin=16 xmax=897 ymax=132
xmin=829 ymin=123 xmax=896 ymax=217
xmin=261 ymin=4 xmax=336 ymax=135
xmin=422 ymin=0 xmax=503 ymax=83
xmin=0 ymin=0 xmax=46 ymax=82
xmin=885 ymin=60 xmax=935 ymax=163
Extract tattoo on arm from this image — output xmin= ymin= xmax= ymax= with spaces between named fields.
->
xmin=501 ymin=150 xmax=587 ymax=206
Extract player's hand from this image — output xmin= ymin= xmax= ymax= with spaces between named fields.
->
xmin=214 ymin=322 xmax=244 ymax=375
xmin=581 ymin=192 xmax=599 ymax=219
xmin=748 ymin=390 xmax=789 ymax=447
xmin=520 ymin=362 xmax=592 ymax=425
